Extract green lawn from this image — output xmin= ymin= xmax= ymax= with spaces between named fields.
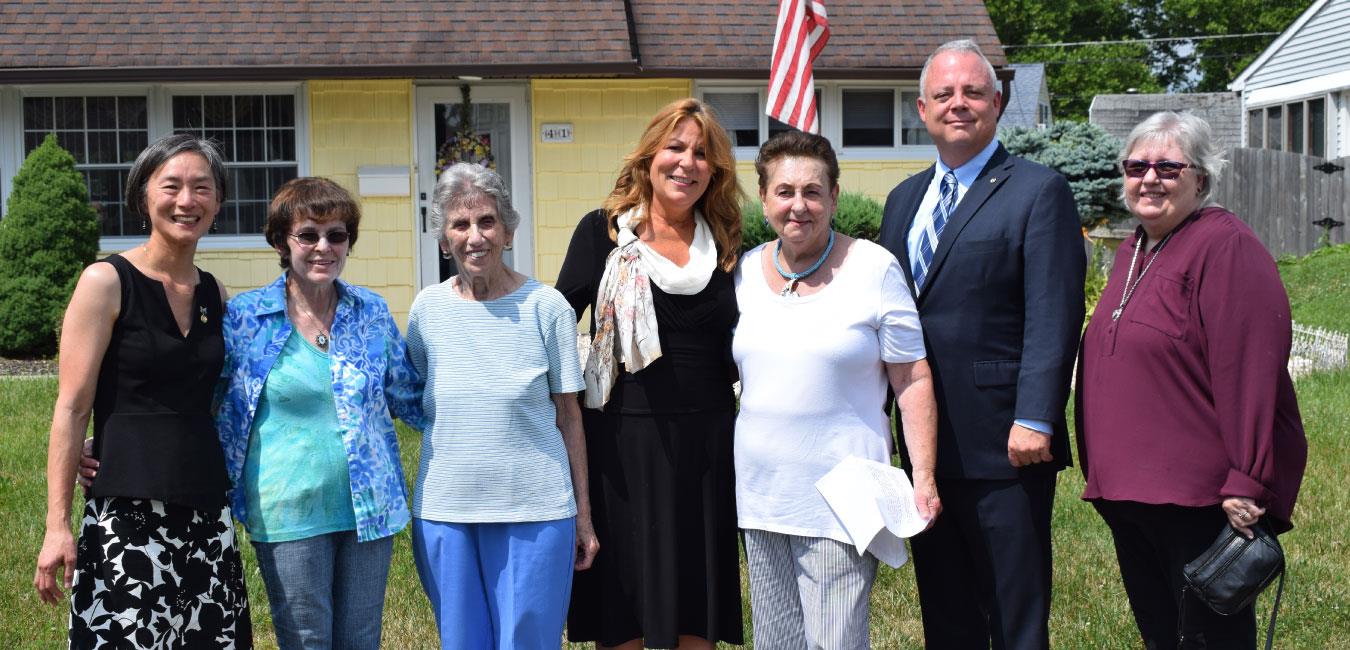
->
xmin=4 ymin=368 xmax=1347 ymax=648
xmin=1279 ymin=243 xmax=1350 ymax=331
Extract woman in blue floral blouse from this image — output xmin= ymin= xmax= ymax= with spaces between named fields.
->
xmin=215 ymin=177 xmax=424 ymax=648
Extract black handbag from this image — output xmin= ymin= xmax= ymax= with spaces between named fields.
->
xmin=1180 ymin=521 xmax=1285 ymax=649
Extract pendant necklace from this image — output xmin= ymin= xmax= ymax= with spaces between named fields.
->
xmin=1111 ymin=229 xmax=1177 ymax=321
xmin=773 ymin=229 xmax=836 ymax=297
xmin=290 ymin=282 xmax=336 ymax=350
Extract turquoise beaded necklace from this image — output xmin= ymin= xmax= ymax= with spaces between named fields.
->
xmin=773 ymin=229 xmax=835 ymax=297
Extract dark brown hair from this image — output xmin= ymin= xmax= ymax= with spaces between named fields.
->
xmin=264 ymin=177 xmax=361 ymax=269
xmin=754 ymin=130 xmax=840 ymax=194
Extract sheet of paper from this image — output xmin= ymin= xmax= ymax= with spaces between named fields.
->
xmin=815 ymin=456 xmax=930 ymax=568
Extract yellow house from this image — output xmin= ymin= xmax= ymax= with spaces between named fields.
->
xmin=0 ymin=1 xmax=1011 ymax=325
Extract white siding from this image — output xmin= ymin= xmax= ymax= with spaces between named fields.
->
xmin=1245 ymin=0 xmax=1350 ymax=91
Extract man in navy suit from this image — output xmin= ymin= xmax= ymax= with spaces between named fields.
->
xmin=878 ymin=40 xmax=1084 ymax=649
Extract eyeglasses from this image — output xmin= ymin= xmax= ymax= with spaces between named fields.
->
xmin=1121 ymin=159 xmax=1194 ymax=180
xmin=289 ymin=230 xmax=350 ymax=246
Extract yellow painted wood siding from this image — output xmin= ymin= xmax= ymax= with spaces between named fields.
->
xmin=196 ymin=80 xmax=418 ymax=325
xmin=530 ymin=79 xmax=692 ymax=285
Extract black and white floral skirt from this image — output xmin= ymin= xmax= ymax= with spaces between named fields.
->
xmin=70 ymin=497 xmax=252 ymax=649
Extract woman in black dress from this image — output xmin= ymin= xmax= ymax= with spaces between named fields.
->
xmin=34 ymin=134 xmax=251 ymax=648
xmin=558 ymin=97 xmax=743 ymax=649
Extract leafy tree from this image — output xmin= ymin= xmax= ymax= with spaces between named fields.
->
xmin=1000 ymin=122 xmax=1127 ymax=226
xmin=987 ymin=0 xmax=1158 ymax=118
xmin=986 ymin=0 xmax=1316 ymax=119
xmin=0 ymin=134 xmax=100 ymax=357
xmin=1138 ymin=0 xmax=1315 ymax=92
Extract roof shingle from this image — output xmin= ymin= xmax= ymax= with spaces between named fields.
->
xmin=0 ymin=0 xmax=1006 ymax=82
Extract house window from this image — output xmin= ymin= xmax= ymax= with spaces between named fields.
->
xmin=1251 ymin=96 xmax=1330 ymax=157
xmin=22 ymin=96 xmax=149 ymax=236
xmin=703 ymin=92 xmax=760 ymax=147
xmin=172 ymin=94 xmax=298 ymax=235
xmin=1287 ymin=102 xmax=1304 ymax=154
xmin=767 ymin=90 xmax=823 ymax=141
xmin=700 ymin=84 xmax=929 ymax=152
xmin=1266 ymin=107 xmax=1283 ymax=151
xmin=1308 ymin=97 xmax=1326 ymax=158
xmin=842 ymin=90 xmax=894 ymax=147
xmin=902 ymin=91 xmax=933 ymax=144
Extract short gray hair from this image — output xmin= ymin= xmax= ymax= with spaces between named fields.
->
xmin=919 ymin=39 xmax=999 ymax=98
xmin=1120 ymin=111 xmax=1227 ymax=204
xmin=429 ymin=163 xmax=520 ymax=244
xmin=125 ymin=133 xmax=229 ymax=219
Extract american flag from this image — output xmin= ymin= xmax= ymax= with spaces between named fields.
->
xmin=767 ymin=0 xmax=830 ymax=134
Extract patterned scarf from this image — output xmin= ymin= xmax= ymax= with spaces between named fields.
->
xmin=583 ymin=206 xmax=715 ymax=408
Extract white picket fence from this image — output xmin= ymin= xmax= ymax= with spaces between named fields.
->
xmin=1289 ymin=322 xmax=1349 ymax=379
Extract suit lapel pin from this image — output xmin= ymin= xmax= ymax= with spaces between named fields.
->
xmin=990 ymin=177 xmax=999 ymax=184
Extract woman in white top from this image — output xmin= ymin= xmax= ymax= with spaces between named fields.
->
xmin=733 ymin=131 xmax=942 ymax=649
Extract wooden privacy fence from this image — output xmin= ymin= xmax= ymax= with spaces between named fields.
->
xmin=1212 ymin=148 xmax=1349 ymax=258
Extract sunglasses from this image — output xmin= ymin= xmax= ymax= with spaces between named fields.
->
xmin=289 ymin=230 xmax=350 ymax=246
xmin=1121 ymin=159 xmax=1194 ymax=179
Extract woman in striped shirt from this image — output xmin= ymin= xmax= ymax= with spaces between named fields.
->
xmin=406 ymin=162 xmax=599 ymax=650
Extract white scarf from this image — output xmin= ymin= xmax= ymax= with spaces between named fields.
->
xmin=583 ymin=206 xmax=716 ymax=408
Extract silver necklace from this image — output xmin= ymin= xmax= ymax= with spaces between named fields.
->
xmin=1112 ymin=230 xmax=1176 ymax=321
xmin=290 ymin=283 xmax=336 ymax=349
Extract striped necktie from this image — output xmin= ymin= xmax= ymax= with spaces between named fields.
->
xmin=913 ymin=171 xmax=956 ymax=292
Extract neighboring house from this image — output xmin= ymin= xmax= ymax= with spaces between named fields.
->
xmin=1229 ymin=0 xmax=1350 ymax=158
xmin=1088 ymin=93 xmax=1243 ymax=151
xmin=1000 ymin=63 xmax=1052 ymax=129
xmin=0 ymin=1 xmax=1009 ymax=323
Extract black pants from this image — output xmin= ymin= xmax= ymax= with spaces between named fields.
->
xmin=910 ymin=474 xmax=1056 ymax=650
xmin=1093 ymin=499 xmax=1257 ymax=650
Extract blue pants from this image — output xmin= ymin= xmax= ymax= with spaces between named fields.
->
xmin=412 ymin=517 xmax=576 ymax=650
xmin=252 ymin=530 xmax=394 ymax=650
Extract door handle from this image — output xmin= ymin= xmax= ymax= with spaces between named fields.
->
xmin=421 ymin=206 xmax=427 ymax=232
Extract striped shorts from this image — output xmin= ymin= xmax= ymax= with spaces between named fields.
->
xmin=744 ymin=529 xmax=879 ymax=649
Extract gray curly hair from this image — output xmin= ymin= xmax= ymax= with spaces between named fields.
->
xmin=428 ymin=163 xmax=520 ymax=244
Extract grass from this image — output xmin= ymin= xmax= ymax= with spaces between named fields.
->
xmin=5 ymin=369 xmax=1348 ymax=648
xmin=5 ymin=244 xmax=1348 ymax=647
xmin=1278 ymin=243 xmax=1350 ymax=331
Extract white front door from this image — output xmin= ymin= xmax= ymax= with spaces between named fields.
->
xmin=414 ymin=85 xmax=531 ymax=288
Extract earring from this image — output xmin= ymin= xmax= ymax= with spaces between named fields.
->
xmin=762 ymin=217 xmax=770 ymax=228
xmin=142 ymin=218 xmax=148 ymax=232
xmin=209 ymin=220 xmax=218 ymax=234
xmin=504 ymin=243 xmax=514 ymax=251
xmin=440 ymin=250 xmax=452 ymax=260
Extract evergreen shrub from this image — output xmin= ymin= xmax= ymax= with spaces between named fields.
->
xmin=1000 ymin=122 xmax=1128 ymax=226
xmin=0 ymin=134 xmax=100 ymax=357
xmin=741 ymin=191 xmax=884 ymax=252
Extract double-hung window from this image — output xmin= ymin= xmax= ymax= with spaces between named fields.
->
xmin=172 ymin=94 xmax=299 ymax=235
xmin=700 ymin=83 xmax=931 ymax=156
xmin=14 ymin=85 xmax=304 ymax=243
xmin=22 ymin=96 xmax=149 ymax=236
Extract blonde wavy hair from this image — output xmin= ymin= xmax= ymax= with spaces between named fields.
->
xmin=602 ymin=97 xmax=744 ymax=271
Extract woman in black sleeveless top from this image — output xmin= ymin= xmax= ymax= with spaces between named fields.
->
xmin=35 ymin=134 xmax=252 ymax=648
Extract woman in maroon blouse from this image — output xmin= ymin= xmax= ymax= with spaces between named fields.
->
xmin=1077 ymin=111 xmax=1307 ymax=649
